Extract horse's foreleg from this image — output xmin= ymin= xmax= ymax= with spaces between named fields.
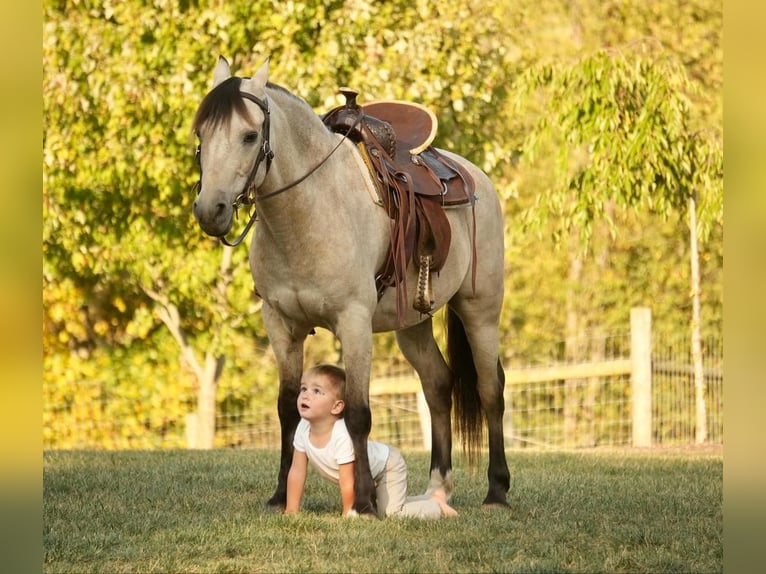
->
xmin=336 ymin=314 xmax=376 ymax=516
xmin=395 ymin=319 xmax=455 ymax=497
xmin=344 ymin=398 xmax=375 ymax=515
xmin=262 ymin=305 xmax=306 ymax=509
xmin=267 ymin=366 xmax=302 ymax=508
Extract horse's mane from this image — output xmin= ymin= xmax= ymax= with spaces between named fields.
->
xmin=192 ymin=77 xmax=309 ymax=135
xmin=192 ymin=77 xmax=250 ymax=134
xmin=264 ymin=81 xmax=302 ymax=103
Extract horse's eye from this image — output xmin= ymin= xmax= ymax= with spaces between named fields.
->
xmin=195 ymin=145 xmax=201 ymax=164
xmin=243 ymin=131 xmax=259 ymax=145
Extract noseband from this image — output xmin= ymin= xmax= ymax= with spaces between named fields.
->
xmin=195 ymin=90 xmax=362 ymax=247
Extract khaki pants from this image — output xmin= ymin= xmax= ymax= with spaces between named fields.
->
xmin=374 ymin=446 xmax=442 ymax=519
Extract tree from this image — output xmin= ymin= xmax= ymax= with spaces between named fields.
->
xmin=515 ymin=42 xmax=723 ymax=444
xmin=43 ymin=1 xmax=276 ymax=447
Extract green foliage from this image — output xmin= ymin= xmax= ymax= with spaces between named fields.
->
xmin=43 ymin=332 xmax=193 ymax=449
xmin=43 ymin=0 xmax=723 ymax=448
xmin=516 ymin=43 xmax=723 ymax=244
xmin=501 ymin=0 xmax=722 ymax=353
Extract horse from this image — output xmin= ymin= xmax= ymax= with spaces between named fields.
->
xmin=192 ymin=55 xmax=510 ymax=515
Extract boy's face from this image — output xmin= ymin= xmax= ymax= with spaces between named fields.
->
xmin=297 ymin=373 xmax=344 ymax=422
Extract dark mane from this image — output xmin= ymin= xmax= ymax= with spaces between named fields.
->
xmin=192 ymin=76 xmax=254 ymax=134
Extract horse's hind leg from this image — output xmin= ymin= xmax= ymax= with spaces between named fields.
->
xmin=395 ymin=318 xmax=455 ymax=496
xmin=449 ymin=303 xmax=511 ymax=507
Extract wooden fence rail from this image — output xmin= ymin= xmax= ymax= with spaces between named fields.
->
xmin=370 ymin=307 xmax=721 ymax=450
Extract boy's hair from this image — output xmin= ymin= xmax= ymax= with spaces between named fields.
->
xmin=305 ymin=364 xmax=346 ymax=398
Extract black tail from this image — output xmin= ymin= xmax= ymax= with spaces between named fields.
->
xmin=446 ymin=307 xmax=484 ymax=466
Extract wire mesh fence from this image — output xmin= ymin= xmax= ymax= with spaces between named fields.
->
xmin=652 ymin=331 xmax=724 ymax=445
xmin=506 ymin=374 xmax=633 ymax=449
xmin=214 ymin=391 xmax=425 ymax=450
xmin=43 ymin=328 xmax=723 ymax=451
xmin=501 ymin=329 xmax=723 ymax=449
xmin=503 ymin=330 xmax=632 ymax=449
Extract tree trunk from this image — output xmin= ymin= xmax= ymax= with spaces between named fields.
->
xmin=689 ymin=193 xmax=707 ymax=444
xmin=195 ymin=353 xmax=225 ymax=449
xmin=564 ymin=239 xmax=584 ymax=448
xmin=144 ymin=245 xmax=234 ymax=449
xmin=194 ymin=245 xmax=234 ymax=449
xmin=582 ymin=202 xmax=614 ymax=447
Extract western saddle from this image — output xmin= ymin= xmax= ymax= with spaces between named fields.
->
xmin=322 ymin=88 xmax=477 ymax=325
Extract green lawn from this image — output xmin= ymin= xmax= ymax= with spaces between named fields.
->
xmin=43 ymin=449 xmax=722 ymax=573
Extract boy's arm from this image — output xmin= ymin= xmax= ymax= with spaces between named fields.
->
xmin=338 ymin=461 xmax=355 ymax=517
xmin=285 ymin=449 xmax=308 ymax=514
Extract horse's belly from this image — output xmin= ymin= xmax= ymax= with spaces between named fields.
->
xmin=259 ymin=286 xmax=336 ymax=328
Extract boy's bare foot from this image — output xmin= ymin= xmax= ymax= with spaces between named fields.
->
xmin=430 ymin=487 xmax=459 ymax=517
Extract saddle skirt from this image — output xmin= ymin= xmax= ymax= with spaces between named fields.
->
xmin=322 ymin=88 xmax=477 ymax=324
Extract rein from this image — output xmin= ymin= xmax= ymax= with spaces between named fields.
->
xmin=197 ymin=91 xmax=362 ymax=247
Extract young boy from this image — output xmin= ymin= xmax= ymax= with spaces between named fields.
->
xmin=285 ymin=364 xmax=458 ymax=519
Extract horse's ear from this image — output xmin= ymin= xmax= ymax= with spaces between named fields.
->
xmin=212 ymin=56 xmax=231 ymax=89
xmin=243 ymin=57 xmax=270 ymax=94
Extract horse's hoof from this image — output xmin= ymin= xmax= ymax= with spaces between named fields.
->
xmin=264 ymin=496 xmax=286 ymax=513
xmin=352 ymin=503 xmax=379 ymax=519
xmin=345 ymin=509 xmax=377 ymax=520
xmin=481 ymin=500 xmax=511 ymax=511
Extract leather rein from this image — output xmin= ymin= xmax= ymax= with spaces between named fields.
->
xmin=195 ymin=91 xmax=362 ymax=247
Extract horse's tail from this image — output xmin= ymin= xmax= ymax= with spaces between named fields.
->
xmin=446 ymin=307 xmax=483 ymax=467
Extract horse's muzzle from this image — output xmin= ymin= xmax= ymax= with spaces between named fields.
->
xmin=193 ymin=196 xmax=234 ymax=237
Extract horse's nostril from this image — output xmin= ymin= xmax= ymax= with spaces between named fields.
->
xmin=192 ymin=199 xmax=228 ymax=220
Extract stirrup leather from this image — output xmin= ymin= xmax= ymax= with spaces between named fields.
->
xmin=414 ymin=255 xmax=435 ymax=314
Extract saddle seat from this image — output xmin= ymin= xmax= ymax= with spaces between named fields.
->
xmin=322 ymin=88 xmax=477 ymax=323
xmin=359 ymin=100 xmax=475 ymax=207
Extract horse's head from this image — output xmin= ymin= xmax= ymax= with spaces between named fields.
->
xmin=192 ymin=57 xmax=273 ymax=237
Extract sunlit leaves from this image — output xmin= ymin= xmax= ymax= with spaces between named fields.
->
xmin=515 ymin=42 xmax=723 ymax=246
xmin=43 ymin=0 xmax=723 ymax=447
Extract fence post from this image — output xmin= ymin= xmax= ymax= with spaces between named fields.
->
xmin=630 ymin=307 xmax=652 ymax=447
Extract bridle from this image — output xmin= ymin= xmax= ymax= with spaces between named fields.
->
xmin=194 ymin=90 xmax=363 ymax=247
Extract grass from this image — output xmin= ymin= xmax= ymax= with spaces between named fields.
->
xmin=43 ymin=449 xmax=722 ymax=573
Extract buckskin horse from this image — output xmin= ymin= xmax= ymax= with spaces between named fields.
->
xmin=192 ymin=56 xmax=510 ymax=515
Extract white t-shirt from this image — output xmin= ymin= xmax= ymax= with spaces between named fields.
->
xmin=293 ymin=418 xmax=390 ymax=483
